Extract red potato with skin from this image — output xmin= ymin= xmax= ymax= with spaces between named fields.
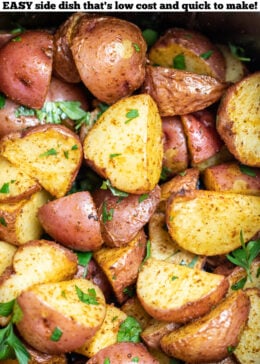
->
xmin=181 ymin=109 xmax=223 ymax=165
xmin=86 ymin=342 xmax=160 ymax=363
xmin=97 ymin=185 xmax=161 ymax=247
xmin=162 ymin=116 xmax=189 ymax=176
xmin=0 ymin=31 xmax=19 ymax=48
xmin=38 ymin=191 xmax=103 ymax=251
xmin=0 ymin=31 xmax=53 ymax=109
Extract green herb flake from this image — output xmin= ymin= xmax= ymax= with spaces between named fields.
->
xmin=101 ymin=179 xmax=128 ymax=198
xmin=138 ymin=194 xmax=149 ymax=203
xmin=71 ymin=144 xmax=78 ymax=150
xmin=173 ymin=53 xmax=186 ymax=70
xmin=142 ymin=28 xmax=158 ymax=47
xmin=131 ymin=358 xmax=139 ymax=363
xmin=257 ymin=267 xmax=260 ymax=278
xmin=200 ymin=50 xmax=213 ymax=59
xmin=0 ymin=217 xmax=7 ymax=227
xmin=39 ymin=148 xmax=58 ymax=158
xmin=109 ymin=153 xmax=122 ymax=159
xmin=123 ymin=286 xmax=135 ymax=297
xmin=15 ymin=105 xmax=35 ymax=117
xmin=11 ymin=36 xmax=22 ymax=42
xmin=169 ymin=359 xmax=183 ymax=364
xmin=111 ymin=316 xmax=118 ymax=322
xmin=239 ymin=164 xmax=256 ymax=177
xmin=75 ymin=285 xmax=99 ymax=305
xmin=11 ymin=26 xmax=25 ymax=34
xmin=12 ymin=301 xmax=23 ymax=324
xmin=171 ymin=276 xmax=178 ymax=281
xmin=228 ymin=43 xmax=251 ymax=62
xmin=102 ymin=202 xmax=114 ymax=223
xmin=0 ymin=93 xmax=6 ymax=109
xmin=64 ymin=151 xmax=69 ymax=159
xmin=75 ymin=251 xmax=93 ymax=278
xmin=231 ymin=276 xmax=247 ymax=291
xmin=0 ymin=300 xmax=15 ymax=317
xmin=117 ymin=316 xmax=142 ymax=343
xmin=125 ymin=109 xmax=139 ymax=124
xmin=103 ymin=358 xmax=110 ymax=364
xmin=50 ymin=327 xmax=63 ymax=342
xmin=226 ymin=231 xmax=260 ymax=283
xmin=0 ymin=182 xmax=10 ymax=194
xmin=227 ymin=345 xmax=236 ymax=354
xmin=132 ymin=43 xmax=140 ymax=52
xmin=187 ymin=256 xmax=199 ymax=268
xmin=160 ymin=166 xmax=172 ymax=181
xmin=179 ymin=170 xmax=187 ymax=176
xmin=139 ymin=240 xmax=151 ymax=271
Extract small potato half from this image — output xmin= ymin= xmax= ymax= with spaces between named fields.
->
xmin=71 ymin=15 xmax=147 ymax=104
xmin=16 ymin=278 xmax=106 ymax=354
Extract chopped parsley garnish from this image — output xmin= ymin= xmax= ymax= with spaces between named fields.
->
xmin=109 ymin=153 xmax=122 ymax=158
xmin=228 ymin=43 xmax=251 ymax=62
xmin=0 ymin=182 xmax=10 ymax=194
xmin=131 ymin=358 xmax=139 ymax=363
xmin=173 ymin=53 xmax=186 ymax=70
xmin=160 ymin=166 xmax=172 ymax=181
xmin=132 ymin=43 xmax=140 ymax=52
xmin=39 ymin=148 xmax=58 ymax=158
xmin=64 ymin=151 xmax=69 ymax=159
xmin=142 ymin=28 xmax=158 ymax=47
xmin=101 ymin=179 xmax=128 ymax=198
xmin=103 ymin=358 xmax=110 ymax=364
xmin=139 ymin=240 xmax=151 ymax=271
xmin=179 ymin=170 xmax=187 ymax=176
xmin=0 ymin=93 xmax=6 ymax=109
xmin=138 ymin=194 xmax=149 ymax=203
xmin=187 ymin=256 xmax=199 ymax=268
xmin=117 ymin=316 xmax=142 ymax=343
xmin=231 ymin=276 xmax=247 ymax=291
xmin=75 ymin=285 xmax=99 ymax=305
xmin=171 ymin=276 xmax=178 ymax=281
xmin=0 ymin=217 xmax=7 ymax=226
xmin=11 ymin=36 xmax=22 ymax=42
xmin=101 ymin=202 xmax=114 ymax=223
xmin=239 ymin=164 xmax=256 ymax=177
xmin=75 ymin=251 xmax=92 ymax=278
xmin=227 ymin=345 xmax=236 ymax=354
xmin=125 ymin=109 xmax=139 ymax=124
xmin=123 ymin=286 xmax=135 ymax=297
xmin=50 ymin=327 xmax=63 ymax=341
xmin=11 ymin=26 xmax=25 ymax=34
xmin=0 ymin=300 xmax=15 ymax=317
xmin=200 ymin=50 xmax=213 ymax=59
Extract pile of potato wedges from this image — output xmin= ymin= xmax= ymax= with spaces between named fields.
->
xmin=0 ymin=12 xmax=259 ymax=364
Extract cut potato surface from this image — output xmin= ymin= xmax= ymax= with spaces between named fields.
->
xmin=16 ymin=279 xmax=106 ymax=354
xmin=217 ymin=72 xmax=260 ymax=167
xmin=166 ymin=190 xmax=260 ymax=256
xmin=0 ymin=124 xmax=83 ymax=198
xmin=84 ymin=94 xmax=163 ymax=194
xmin=160 ymin=290 xmax=250 ymax=363
xmin=0 ymin=240 xmax=16 ymax=275
xmin=137 ymin=258 xmax=229 ymax=323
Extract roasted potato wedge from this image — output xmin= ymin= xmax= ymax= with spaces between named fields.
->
xmin=0 ymin=124 xmax=83 ymax=198
xmin=166 ymin=190 xmax=260 ymax=256
xmin=217 ymin=72 xmax=260 ymax=167
xmin=0 ymin=189 xmax=50 ymax=246
xmin=162 ymin=116 xmax=189 ymax=176
xmin=0 ymin=240 xmax=16 ymax=275
xmin=121 ymin=296 xmax=152 ymax=330
xmin=16 ymin=278 xmax=106 ymax=354
xmin=86 ymin=342 xmax=159 ymax=364
xmin=93 ymin=230 xmax=146 ymax=303
xmin=77 ymin=304 xmax=127 ymax=357
xmin=97 ymin=185 xmax=160 ymax=247
xmin=143 ymin=66 xmax=227 ymax=116
xmin=234 ymin=288 xmax=260 ymax=364
xmin=160 ymin=290 xmax=250 ymax=363
xmin=217 ymin=44 xmax=247 ymax=83
xmin=149 ymin=28 xmax=225 ymax=81
xmin=71 ymin=15 xmax=147 ymax=104
xmin=0 ymin=155 xmax=41 ymax=203
xmin=38 ymin=191 xmax=103 ymax=251
xmin=203 ymin=162 xmax=260 ymax=196
xmin=0 ymin=240 xmax=78 ymax=305
xmin=141 ymin=320 xmax=179 ymax=350
xmin=137 ymin=258 xmax=229 ymax=323
xmin=0 ymin=31 xmax=53 ymax=109
xmin=84 ymin=94 xmax=163 ymax=194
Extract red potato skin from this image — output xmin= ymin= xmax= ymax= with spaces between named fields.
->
xmin=162 ymin=116 xmax=189 ymax=176
xmin=0 ymin=77 xmax=88 ymax=138
xmin=0 ymin=31 xmax=18 ymax=48
xmin=181 ymin=109 xmax=223 ymax=164
xmin=98 ymin=185 xmax=161 ymax=247
xmin=0 ymin=31 xmax=53 ymax=109
xmin=86 ymin=342 xmax=160 ymax=363
xmin=38 ymin=191 xmax=103 ymax=251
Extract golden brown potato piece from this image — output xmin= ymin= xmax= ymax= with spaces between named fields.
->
xmin=0 ymin=189 xmax=50 ymax=246
xmin=16 ymin=278 xmax=106 ymax=354
xmin=84 ymin=94 xmax=163 ymax=194
xmin=217 ymin=72 xmax=260 ymax=167
xmin=149 ymin=210 xmax=205 ymax=268
xmin=0 ymin=155 xmax=41 ymax=203
xmin=234 ymin=288 xmax=260 ymax=364
xmin=77 ymin=304 xmax=127 ymax=357
xmin=0 ymin=240 xmax=16 ymax=275
xmin=121 ymin=296 xmax=152 ymax=330
xmin=0 ymin=31 xmax=53 ymax=109
xmin=162 ymin=116 xmax=189 ymax=177
xmin=149 ymin=27 xmax=225 ymax=80
xmin=143 ymin=66 xmax=227 ymax=116
xmin=86 ymin=342 xmax=159 ymax=364
xmin=71 ymin=15 xmax=147 ymax=104
xmin=137 ymin=258 xmax=229 ymax=323
xmin=38 ymin=191 xmax=103 ymax=251
xmin=160 ymin=290 xmax=250 ymax=363
xmin=181 ymin=109 xmax=223 ymax=165
xmin=0 ymin=124 xmax=83 ymax=198
xmin=97 ymin=185 xmax=160 ymax=247
xmin=203 ymin=162 xmax=260 ymax=196
xmin=93 ymin=229 xmax=147 ymax=304
xmin=166 ymin=190 xmax=260 ymax=256
xmin=0 ymin=240 xmax=78 ymax=304
xmin=217 ymin=44 xmax=247 ymax=83
xmin=141 ymin=320 xmax=179 ymax=350
xmin=53 ymin=13 xmax=85 ymax=83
